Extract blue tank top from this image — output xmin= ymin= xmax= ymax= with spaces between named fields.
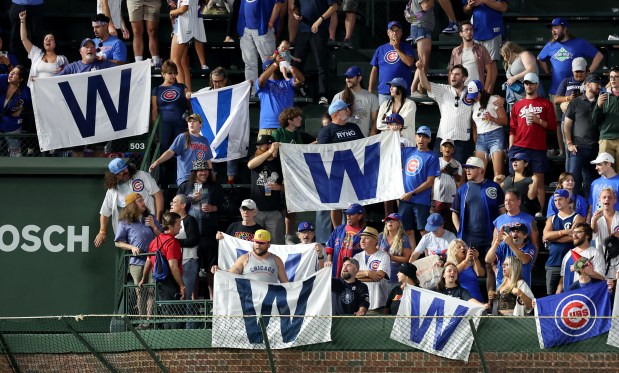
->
xmin=547 ymin=213 xmax=577 ymax=267
xmin=459 ymin=265 xmax=483 ymax=302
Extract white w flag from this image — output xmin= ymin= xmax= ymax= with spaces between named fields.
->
xmin=32 ymin=60 xmax=151 ymax=151
xmin=390 ymin=285 xmax=484 ymax=362
xmin=607 ymin=288 xmax=619 ymax=348
xmin=213 ymin=267 xmax=332 ymax=349
xmin=279 ymin=131 xmax=404 ymax=212
xmin=218 ymin=233 xmax=320 ymax=281
xmin=190 ymin=81 xmax=250 ymax=162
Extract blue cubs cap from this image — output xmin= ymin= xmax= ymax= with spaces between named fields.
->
xmin=262 ymin=59 xmax=274 ymax=72
xmin=383 ymin=113 xmax=404 ymax=125
xmin=425 ymin=213 xmax=444 ymax=232
xmin=345 ymin=203 xmax=364 ymax=215
xmin=388 ymin=21 xmax=402 ymax=30
xmin=108 ymin=158 xmax=128 ymax=174
xmin=465 ymin=80 xmax=483 ymax=103
xmin=553 ymin=189 xmax=570 ymax=199
xmin=509 ymin=223 xmax=529 ymax=234
xmin=80 ymin=38 xmax=95 ymax=48
xmin=383 ymin=213 xmax=402 ymax=222
xmin=510 ymin=152 xmax=530 ymax=163
xmin=328 ymin=99 xmax=351 ymax=115
xmin=343 ymin=66 xmax=362 ymax=78
xmin=416 ymin=126 xmax=431 ymax=138
xmin=297 ymin=221 xmax=315 ymax=232
xmin=547 ymin=18 xmax=568 ymax=28
xmin=386 ymin=77 xmax=407 ymax=90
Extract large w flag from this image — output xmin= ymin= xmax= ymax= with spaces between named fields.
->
xmin=535 ymin=281 xmax=611 ymax=349
xmin=218 ymin=233 xmax=320 ymax=281
xmin=32 ymin=60 xmax=151 ymax=151
xmin=279 ymin=131 xmax=404 ymax=212
xmin=212 ymin=267 xmax=332 ymax=349
xmin=190 ymin=81 xmax=250 ymax=162
xmin=390 ymin=285 xmax=484 ymax=362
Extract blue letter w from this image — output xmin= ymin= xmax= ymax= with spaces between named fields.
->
xmin=58 ymin=68 xmax=132 ymax=138
xmin=409 ymin=288 xmax=469 ymax=351
xmin=236 ymin=275 xmax=315 ymax=343
xmin=304 ymin=143 xmax=380 ymax=203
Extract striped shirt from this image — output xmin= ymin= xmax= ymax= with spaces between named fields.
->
xmin=97 ymin=0 xmax=123 ymax=30
xmin=429 ymin=82 xmax=473 ymax=141
xmin=177 ymin=0 xmax=207 ymax=44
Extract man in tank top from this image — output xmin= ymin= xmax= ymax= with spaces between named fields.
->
xmin=229 ymin=229 xmax=289 ymax=283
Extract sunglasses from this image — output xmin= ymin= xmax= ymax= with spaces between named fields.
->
xmin=96 ymin=42 xmax=103 ymax=53
xmin=454 ymin=96 xmax=460 ymax=108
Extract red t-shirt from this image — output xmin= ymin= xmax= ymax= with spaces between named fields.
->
xmin=510 ymin=97 xmax=557 ymax=151
xmin=148 ymin=233 xmax=183 ymax=275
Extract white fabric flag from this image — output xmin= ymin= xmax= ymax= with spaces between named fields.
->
xmin=279 ymin=131 xmax=405 ymax=212
xmin=412 ymin=255 xmax=441 ymax=289
xmin=32 ymin=61 xmax=151 ymax=151
xmin=390 ymin=285 xmax=484 ymax=362
xmin=607 ymin=288 xmax=619 ymax=348
xmin=218 ymin=233 xmax=320 ymax=281
xmin=190 ymin=81 xmax=250 ymax=162
xmin=213 ymin=267 xmax=332 ymax=349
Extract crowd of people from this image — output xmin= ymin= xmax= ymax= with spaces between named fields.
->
xmin=3 ymin=1 xmax=619 ymax=320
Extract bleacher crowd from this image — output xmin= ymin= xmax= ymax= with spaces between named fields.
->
xmin=2 ymin=0 xmax=619 ymax=323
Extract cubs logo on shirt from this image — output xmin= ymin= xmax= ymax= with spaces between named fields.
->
xmin=486 ymin=187 xmax=497 ymax=199
xmin=405 ymin=156 xmax=422 ymax=176
xmin=161 ymin=88 xmax=180 ymax=102
xmin=132 ymin=179 xmax=145 ymax=192
xmin=196 ymin=150 xmax=206 ymax=161
xmin=384 ymin=50 xmax=400 ymax=64
xmin=369 ymin=260 xmax=380 ymax=271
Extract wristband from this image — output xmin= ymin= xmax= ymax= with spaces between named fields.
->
xmin=99 ymin=230 xmax=106 ymax=234
xmin=320 ymin=15 xmax=325 ymax=21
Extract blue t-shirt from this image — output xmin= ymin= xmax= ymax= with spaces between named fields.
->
xmin=378 ymin=233 xmax=412 ymax=283
xmin=458 ymin=265 xmax=483 ymax=302
xmin=546 ymin=193 xmax=588 ymax=218
xmin=463 ymin=0 xmax=505 ymax=41
xmin=452 ymin=179 xmax=504 ymax=245
xmin=152 ymin=83 xmax=188 ymax=124
xmin=169 ymin=133 xmax=213 ymax=185
xmin=493 ymin=212 xmax=535 ymax=235
xmin=256 ymin=78 xmax=295 ymax=129
xmin=494 ymin=241 xmax=537 ymax=288
xmin=547 ymin=212 xmax=579 ymax=268
xmin=401 ymin=147 xmax=440 ymax=206
xmin=0 ymin=76 xmax=31 ymax=133
xmin=589 ymin=175 xmax=619 ymax=211
xmin=243 ymin=0 xmax=260 ymax=29
xmin=93 ymin=35 xmax=127 ymax=63
xmin=538 ymin=38 xmax=599 ymax=94
xmin=370 ymin=42 xmax=416 ymax=95
xmin=56 ymin=59 xmax=116 ymax=75
xmin=297 ymin=0 xmax=336 ymax=32
xmin=556 ymin=77 xmax=584 ymax=97
xmin=114 ymin=214 xmax=163 ymax=266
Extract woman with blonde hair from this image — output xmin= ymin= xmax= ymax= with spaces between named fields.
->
xmin=489 ymin=256 xmax=534 ymax=316
xmin=500 ymin=41 xmax=540 ymax=108
xmin=378 ymin=213 xmax=412 ymax=289
xmin=445 ymin=239 xmax=484 ymax=302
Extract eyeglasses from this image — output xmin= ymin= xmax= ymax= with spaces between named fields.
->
xmin=96 ymin=42 xmax=103 ymax=53
xmin=212 ymin=79 xmax=225 ymax=85
xmin=610 ymin=76 xmax=619 ymax=80
xmin=454 ymin=96 xmax=459 ymax=107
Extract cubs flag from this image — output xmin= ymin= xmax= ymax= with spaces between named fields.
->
xmin=212 ymin=267 xmax=332 ymax=349
xmin=218 ymin=233 xmax=320 ymax=281
xmin=32 ymin=60 xmax=151 ymax=151
xmin=535 ymin=281 xmax=610 ymax=349
xmin=390 ymin=285 xmax=483 ymax=362
xmin=190 ymin=81 xmax=250 ymax=162
xmin=279 ymin=131 xmax=404 ymax=212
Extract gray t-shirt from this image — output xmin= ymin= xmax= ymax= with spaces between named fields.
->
xmin=332 ymin=89 xmax=379 ymax=137
xmin=242 ymin=252 xmax=281 ymax=283
xmin=462 ymin=48 xmax=480 ymax=82
xmin=408 ymin=0 xmax=435 ymax=30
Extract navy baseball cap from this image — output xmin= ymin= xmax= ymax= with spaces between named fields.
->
xmin=386 ymin=77 xmax=407 ymax=90
xmin=297 ymin=221 xmax=315 ymax=232
xmin=510 ymin=152 xmax=530 ymax=163
xmin=343 ymin=66 xmax=362 ymax=78
xmin=547 ymin=18 xmax=568 ymax=28
xmin=553 ymin=189 xmax=570 ymax=199
xmin=383 ymin=113 xmax=404 ymax=125
xmin=509 ymin=223 xmax=529 ymax=234
xmin=387 ymin=21 xmax=402 ymax=30
xmin=108 ymin=158 xmax=128 ymax=174
xmin=80 ymin=38 xmax=95 ymax=48
xmin=345 ymin=203 xmax=365 ymax=215
xmin=416 ymin=126 xmax=431 ymax=138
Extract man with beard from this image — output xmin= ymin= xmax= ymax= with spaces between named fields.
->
xmin=508 ymin=72 xmax=556 ymax=216
xmin=556 ymin=222 xmax=605 ymax=293
xmin=448 ymin=21 xmax=493 ymax=93
xmin=95 ymin=158 xmax=163 ymax=247
xmin=91 ymin=13 xmax=127 ymax=65
xmin=417 ymin=60 xmax=473 ymax=163
xmin=332 ymin=66 xmax=379 ymax=137
xmin=353 ymin=227 xmax=391 ymax=312
xmin=227 ymin=229 xmax=288 ymax=283
xmin=330 ymin=257 xmax=369 ymax=316
xmin=538 ymin=17 xmax=603 ymax=136
xmin=56 ymin=38 xmax=116 ymax=75
xmin=485 ymin=223 xmax=536 ymax=290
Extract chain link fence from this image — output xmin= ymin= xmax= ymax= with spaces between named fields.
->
xmin=2 ymin=314 xmax=619 ymax=372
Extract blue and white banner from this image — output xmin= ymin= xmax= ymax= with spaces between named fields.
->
xmin=213 ymin=267 xmax=332 ymax=349
xmin=390 ymin=285 xmax=483 ymax=362
xmin=279 ymin=131 xmax=404 ymax=212
xmin=32 ymin=61 xmax=151 ymax=151
xmin=190 ymin=81 xmax=251 ymax=162
xmin=218 ymin=233 xmax=320 ymax=281
xmin=535 ymin=281 xmax=611 ymax=349
xmin=607 ymin=286 xmax=619 ymax=348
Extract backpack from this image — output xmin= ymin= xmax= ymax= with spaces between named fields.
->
xmin=153 ymin=237 xmax=174 ymax=281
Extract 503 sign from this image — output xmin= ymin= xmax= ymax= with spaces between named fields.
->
xmin=128 ymin=140 xmax=146 ymax=152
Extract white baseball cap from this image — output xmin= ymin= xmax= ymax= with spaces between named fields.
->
xmin=462 ymin=157 xmax=485 ymax=169
xmin=591 ymin=152 xmax=615 ymax=164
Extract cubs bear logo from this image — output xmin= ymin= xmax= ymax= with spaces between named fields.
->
xmin=369 ymin=260 xmax=380 ymax=271
xmin=405 ymin=156 xmax=421 ymax=176
xmin=384 ymin=50 xmax=399 ymax=64
xmin=132 ymin=179 xmax=144 ymax=192
xmin=196 ymin=150 xmax=206 ymax=161
xmin=554 ymin=294 xmax=597 ymax=337
xmin=161 ymin=89 xmax=180 ymax=102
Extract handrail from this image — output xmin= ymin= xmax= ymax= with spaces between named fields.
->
xmin=140 ymin=114 xmax=161 ymax=172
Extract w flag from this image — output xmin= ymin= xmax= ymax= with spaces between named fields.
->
xmin=32 ymin=61 xmax=151 ymax=151
xmin=607 ymin=287 xmax=619 ymax=348
xmin=218 ymin=234 xmax=320 ymax=281
xmin=212 ymin=267 xmax=332 ymax=349
xmin=390 ymin=285 xmax=484 ymax=362
xmin=535 ymin=281 xmax=611 ymax=349
xmin=190 ymin=81 xmax=250 ymax=162
xmin=279 ymin=131 xmax=404 ymax=212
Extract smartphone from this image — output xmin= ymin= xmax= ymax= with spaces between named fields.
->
xmin=601 ymin=87 xmax=607 ymax=94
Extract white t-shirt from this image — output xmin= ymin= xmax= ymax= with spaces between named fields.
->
xmin=414 ymin=230 xmax=457 ymax=256
xmin=461 ymin=48 xmax=480 ymax=82
xmin=472 ymin=95 xmax=502 ymax=134
xmin=353 ymin=250 xmax=391 ymax=310
xmin=560 ymin=246 xmax=605 ymax=286
xmin=433 ymin=158 xmax=462 ymax=203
